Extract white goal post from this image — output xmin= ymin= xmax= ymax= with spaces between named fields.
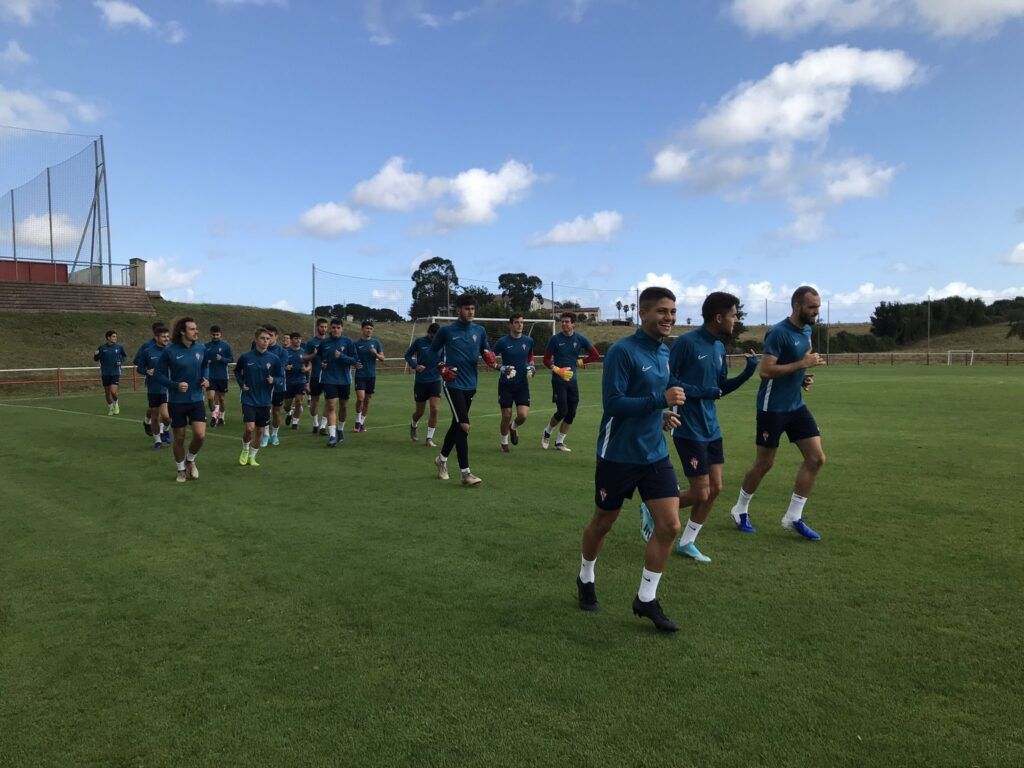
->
xmin=947 ymin=349 xmax=975 ymax=366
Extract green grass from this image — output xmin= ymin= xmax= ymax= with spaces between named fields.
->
xmin=1 ymin=368 xmax=1023 ymax=767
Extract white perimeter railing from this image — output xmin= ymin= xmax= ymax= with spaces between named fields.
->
xmin=1 ymin=352 xmax=1022 ymax=396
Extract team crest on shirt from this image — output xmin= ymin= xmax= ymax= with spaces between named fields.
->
xmin=195 ymin=352 xmax=201 ymax=360
xmin=265 ymin=363 xmax=271 ymax=370
xmin=472 ymin=333 xmax=477 ymax=342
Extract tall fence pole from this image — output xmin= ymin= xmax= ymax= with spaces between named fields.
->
xmin=550 ymin=281 xmax=555 ymax=321
xmin=826 ymin=301 xmax=831 ymax=359
xmin=100 ymin=136 xmax=112 ymax=274
xmin=764 ymin=298 xmax=768 ymax=327
xmin=311 ymin=263 xmax=317 ymax=333
xmin=46 ymin=167 xmax=54 ymax=265
xmin=10 ymin=188 xmax=16 ymax=263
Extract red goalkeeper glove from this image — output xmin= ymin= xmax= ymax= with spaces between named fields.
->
xmin=439 ymin=364 xmax=458 ymax=383
xmin=482 ymin=349 xmax=497 ymax=369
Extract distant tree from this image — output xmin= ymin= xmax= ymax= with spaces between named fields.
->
xmin=411 ymin=257 xmax=459 ymax=319
xmin=725 ymin=302 xmax=748 ymax=350
xmin=1009 ymin=320 xmax=1024 ymax=339
xmin=686 ymin=317 xmax=692 ymax=326
xmin=498 ymin=273 xmax=543 ymax=313
xmin=615 ymin=300 xmax=622 ymax=319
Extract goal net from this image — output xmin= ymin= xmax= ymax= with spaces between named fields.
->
xmin=947 ymin=350 xmax=975 ymax=366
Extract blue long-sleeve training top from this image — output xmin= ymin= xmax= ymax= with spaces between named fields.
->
xmin=404 ymin=336 xmax=441 ymax=384
xmin=354 ymin=338 xmax=383 ymax=378
xmin=317 ymin=336 xmax=359 ymax=386
xmin=152 ymin=341 xmax=210 ymax=404
xmin=235 ymin=350 xmax=284 ymax=407
xmin=426 ymin=320 xmax=492 ymax=391
xmin=134 ymin=342 xmax=169 ymax=395
xmin=669 ymin=327 xmax=757 ymax=442
xmin=492 ymin=335 xmax=535 ymax=385
xmin=205 ymin=340 xmax=234 ymax=379
xmin=94 ymin=343 xmax=127 ymax=376
xmin=596 ymin=329 xmax=678 ymax=464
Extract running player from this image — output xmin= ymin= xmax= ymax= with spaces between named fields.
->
xmin=316 ymin=318 xmax=359 ymax=447
xmin=492 ymin=313 xmax=536 ymax=452
xmin=353 ymin=320 xmax=385 ymax=432
xmin=234 ymin=327 xmax=284 ymax=467
xmin=302 ymin=317 xmax=330 ymax=435
xmin=577 ymin=286 xmax=687 ymax=632
xmin=259 ymin=324 xmax=288 ymax=447
xmin=133 ymin=322 xmax=167 ymax=436
xmin=151 ymin=317 xmax=209 ymax=483
xmin=543 ymin=312 xmax=599 ymax=451
xmin=405 ymin=322 xmax=441 ymax=447
xmin=94 ymin=330 xmax=127 ymax=415
xmin=283 ymin=332 xmax=310 ymax=430
xmin=426 ymin=294 xmax=498 ymax=485
xmin=136 ymin=325 xmax=172 ymax=449
xmin=640 ymin=292 xmax=757 ymax=562
xmin=730 ymin=286 xmax=827 ymax=540
xmin=205 ymin=325 xmax=234 ymax=427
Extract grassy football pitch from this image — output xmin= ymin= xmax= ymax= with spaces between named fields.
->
xmin=1 ymin=366 xmax=1022 ymax=767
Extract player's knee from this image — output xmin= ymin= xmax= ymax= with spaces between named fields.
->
xmin=807 ymin=452 xmax=826 ymax=472
xmin=755 ymin=458 xmax=774 ymax=474
xmin=708 ymin=482 xmax=723 ymax=501
xmin=656 ymin=514 xmax=682 ymax=540
xmin=693 ymin=485 xmax=711 ymax=504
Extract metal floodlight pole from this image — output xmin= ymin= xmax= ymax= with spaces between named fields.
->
xmin=312 ymin=263 xmax=317 ymax=333
xmin=826 ymin=301 xmax=831 ymax=358
xmin=550 ymin=281 xmax=555 ymax=320
xmin=764 ymin=298 xmax=768 ymax=327
xmin=46 ymin=167 xmax=54 ymax=263
xmin=927 ymin=295 xmax=931 ymax=355
xmin=100 ymin=136 xmax=112 ymax=273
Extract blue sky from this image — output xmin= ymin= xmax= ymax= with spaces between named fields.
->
xmin=2 ymin=0 xmax=1023 ymax=321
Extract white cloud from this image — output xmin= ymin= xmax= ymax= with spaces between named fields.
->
xmin=95 ymin=1 xmax=185 ymax=44
xmin=95 ymin=0 xmax=153 ymax=29
xmin=0 ymin=0 xmax=51 ymax=25
xmin=213 ymin=0 xmax=287 ymax=6
xmin=147 ymin=257 xmax=202 ymax=292
xmin=532 ymin=210 xmax=623 ymax=246
xmin=887 ymin=261 xmax=928 ymax=273
xmin=568 ymin=0 xmax=590 ymax=23
xmin=0 ymin=211 xmax=79 ymax=249
xmin=924 ymin=281 xmax=1024 ymax=300
xmin=271 ymin=298 xmax=295 ymax=311
xmin=296 ymin=202 xmax=367 ymax=238
xmin=831 ymin=281 xmax=903 ymax=305
xmin=651 ymin=46 xmax=919 ymax=241
xmin=435 ymin=160 xmax=537 ymax=228
xmin=1000 ymin=242 xmax=1024 ymax=265
xmin=729 ymin=0 xmax=1024 ymax=37
xmin=350 ymin=156 xmax=448 ymax=211
xmin=0 ymin=85 xmax=100 ymax=131
xmin=364 ymin=0 xmax=394 ymax=45
xmin=0 ymin=40 xmax=31 ymax=66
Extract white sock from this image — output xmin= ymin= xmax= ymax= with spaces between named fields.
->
xmin=427 ymin=427 xmax=436 ymax=439
xmin=329 ymin=425 xmax=337 ymax=438
xmin=579 ymin=555 xmax=596 ymax=584
xmin=440 ymin=453 xmax=449 ymax=462
xmin=338 ymin=421 xmax=345 ymax=432
xmin=733 ymin=488 xmax=754 ymax=517
xmin=158 ymin=423 xmax=165 ymax=435
xmin=501 ymin=434 xmax=509 ymax=445
xmin=638 ymin=568 xmax=661 ymax=602
xmin=271 ymin=426 xmax=279 ymax=437
xmin=153 ymin=435 xmax=161 ymax=445
xmin=544 ymin=427 xmax=552 ymax=437
xmin=357 ymin=413 xmax=365 ymax=425
xmin=176 ymin=460 xmax=186 ymax=471
xmin=241 ymin=439 xmax=248 ymax=450
xmin=680 ymin=520 xmax=702 ymax=547
xmin=263 ymin=426 xmax=269 ymax=437
xmin=186 ymin=452 xmax=197 ymax=463
xmin=556 ymin=432 xmax=566 ymax=445
xmin=411 ymin=419 xmax=419 ymax=428
xmin=144 ymin=416 xmax=151 ymax=425
xmin=249 ymin=446 xmax=259 ymax=458
xmin=313 ymin=415 xmax=320 ymax=428
xmin=461 ymin=467 xmax=472 ymax=475
xmin=784 ymin=493 xmax=807 ymax=523
xmin=293 ymin=418 xmax=300 ymax=427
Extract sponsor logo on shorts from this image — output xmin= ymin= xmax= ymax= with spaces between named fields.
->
xmin=690 ymin=457 xmax=699 ymax=470
xmin=599 ymin=488 xmax=608 ymax=502
xmin=762 ymin=431 xmax=770 ymax=442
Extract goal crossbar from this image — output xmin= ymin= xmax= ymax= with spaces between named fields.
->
xmin=946 ymin=349 xmax=975 ymax=366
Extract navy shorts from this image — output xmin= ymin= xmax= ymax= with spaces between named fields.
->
xmin=309 ymin=379 xmax=324 ymax=397
xmin=272 ymin=390 xmax=286 ymax=407
xmin=594 ymin=457 xmax=679 ymax=511
xmin=169 ymin=401 xmax=206 ymax=429
xmin=355 ymin=376 xmax=376 ymax=395
xmin=209 ymin=378 xmax=229 ymax=393
xmin=242 ymin=404 xmax=271 ymax=428
xmin=287 ymin=383 xmax=308 ymax=399
xmin=498 ymin=380 xmax=530 ymax=408
xmin=323 ymin=383 xmax=350 ymax=401
xmin=101 ymin=375 xmax=120 ymax=387
xmin=673 ymin=436 xmax=724 ymax=477
xmin=551 ymin=377 xmax=580 ymax=407
xmin=756 ymin=405 xmax=820 ymax=449
xmin=443 ymin=386 xmax=475 ymax=425
xmin=147 ymin=392 xmax=168 ymax=408
xmin=414 ymin=381 xmax=442 ymax=402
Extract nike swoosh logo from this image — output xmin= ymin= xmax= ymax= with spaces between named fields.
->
xmin=642 ymin=576 xmax=651 ymax=582
xmin=642 ymin=365 xmax=652 ymax=371
xmin=175 ymin=355 xmax=184 ymax=360
xmin=698 ymin=354 xmax=708 ymax=359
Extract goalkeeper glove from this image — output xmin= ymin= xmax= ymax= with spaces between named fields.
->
xmin=482 ymin=349 xmax=498 ymax=369
xmin=439 ymin=364 xmax=458 ymax=383
xmin=501 ymin=365 xmax=517 ymax=380
xmin=526 ymin=364 xmax=535 ymax=379
xmin=553 ymin=366 xmax=574 ymax=382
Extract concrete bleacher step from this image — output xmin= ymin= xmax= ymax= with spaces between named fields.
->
xmin=0 ymin=281 xmax=155 ymax=314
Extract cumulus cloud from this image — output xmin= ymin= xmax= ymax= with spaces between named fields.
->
xmin=350 ymin=156 xmax=448 ymax=211
xmin=650 ymin=46 xmax=919 ymax=241
xmin=295 ymin=202 xmax=367 ymax=238
xmin=271 ymin=298 xmax=295 ymax=311
xmin=925 ymin=281 xmax=1024 ymax=300
xmin=0 ymin=85 xmax=100 ymax=131
xmin=730 ymin=0 xmax=1024 ymax=37
xmin=1001 ymin=242 xmax=1024 ymax=265
xmin=532 ymin=210 xmax=623 ymax=246
xmin=434 ymin=160 xmax=537 ymax=229
xmin=0 ymin=40 xmax=31 ymax=66
xmin=0 ymin=212 xmax=79 ymax=250
xmin=0 ymin=0 xmax=51 ymax=25
xmin=364 ymin=0 xmax=394 ymax=45
xmin=147 ymin=257 xmax=202 ymax=293
xmin=95 ymin=1 xmax=185 ymax=44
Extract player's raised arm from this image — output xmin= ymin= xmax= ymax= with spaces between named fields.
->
xmin=720 ymin=348 xmax=758 ymax=396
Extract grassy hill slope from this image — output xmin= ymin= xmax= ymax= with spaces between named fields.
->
xmin=0 ymin=300 xmax=1019 ymax=369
